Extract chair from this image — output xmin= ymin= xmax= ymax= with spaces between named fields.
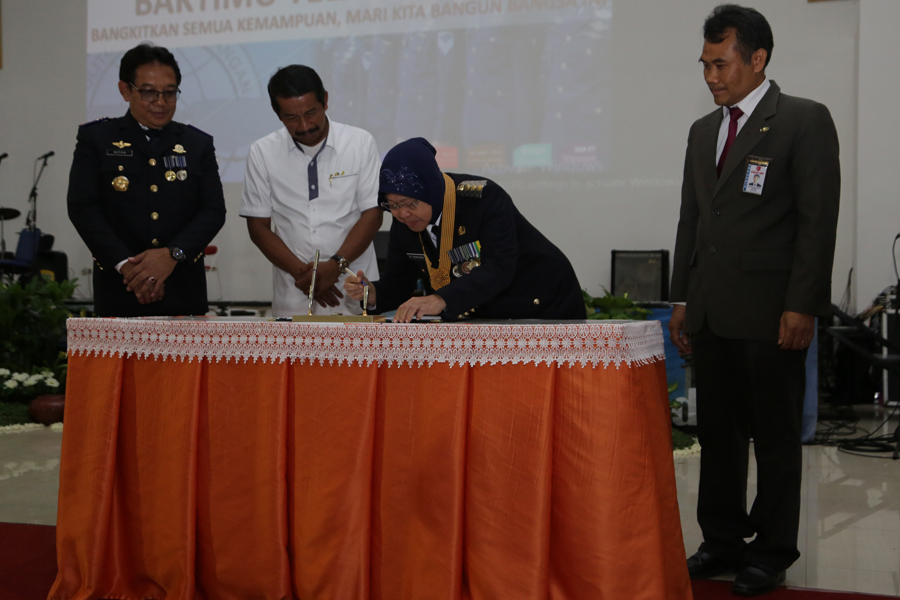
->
xmin=0 ymin=228 xmax=42 ymax=280
xmin=204 ymin=245 xmax=222 ymax=300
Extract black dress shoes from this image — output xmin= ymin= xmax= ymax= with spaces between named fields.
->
xmin=732 ymin=564 xmax=786 ymax=596
xmin=686 ymin=550 xmax=738 ymax=579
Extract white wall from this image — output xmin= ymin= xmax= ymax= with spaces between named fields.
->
xmin=857 ymin=0 xmax=900 ymax=308
xmin=0 ymin=0 xmax=862 ymax=308
xmin=0 ymin=1 xmax=87 ymax=293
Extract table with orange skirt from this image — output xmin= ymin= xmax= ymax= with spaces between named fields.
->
xmin=50 ymin=318 xmax=692 ymax=600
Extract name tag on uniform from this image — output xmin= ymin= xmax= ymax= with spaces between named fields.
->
xmin=407 ymin=253 xmax=426 ymax=264
xmin=743 ymin=156 xmax=770 ymax=195
xmin=107 ymin=149 xmax=133 ymax=157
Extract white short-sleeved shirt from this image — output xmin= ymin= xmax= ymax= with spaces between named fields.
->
xmin=240 ymin=119 xmax=381 ymax=317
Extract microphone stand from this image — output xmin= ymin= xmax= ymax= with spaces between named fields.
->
xmin=26 ymin=154 xmax=52 ymax=231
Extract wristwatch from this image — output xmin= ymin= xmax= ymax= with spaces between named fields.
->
xmin=330 ymin=254 xmax=349 ymax=271
xmin=169 ymin=246 xmax=186 ymax=263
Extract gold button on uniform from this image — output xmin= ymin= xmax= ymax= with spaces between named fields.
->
xmin=118 ymin=165 xmax=124 ymax=171
xmin=151 ymin=212 xmax=159 ymax=220
xmin=149 ymin=158 xmax=157 ymax=166
xmin=533 ymin=298 xmax=540 ymax=305
xmin=151 ymin=238 xmax=160 ymax=247
xmin=150 ymin=185 xmax=158 ymax=192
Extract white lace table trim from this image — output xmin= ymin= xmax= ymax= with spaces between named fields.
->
xmin=66 ymin=319 xmax=665 ymax=368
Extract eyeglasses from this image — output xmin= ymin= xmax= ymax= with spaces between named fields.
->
xmin=130 ymin=83 xmax=181 ymax=103
xmin=380 ymin=198 xmax=420 ymax=212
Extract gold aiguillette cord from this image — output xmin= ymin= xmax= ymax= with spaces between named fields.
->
xmin=420 ymin=173 xmax=456 ymax=290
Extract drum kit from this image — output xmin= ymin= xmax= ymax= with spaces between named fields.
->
xmin=0 ymin=150 xmax=52 ymax=264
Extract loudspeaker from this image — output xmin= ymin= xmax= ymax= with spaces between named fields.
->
xmin=883 ymin=305 xmax=900 ymax=405
xmin=34 ymin=251 xmax=68 ymax=282
xmin=611 ymin=250 xmax=669 ymax=301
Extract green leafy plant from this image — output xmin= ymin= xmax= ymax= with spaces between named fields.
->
xmin=0 ymin=277 xmax=76 ymax=373
xmin=0 ymin=401 xmax=30 ymax=427
xmin=582 ymin=288 xmax=651 ymax=320
xmin=672 ymin=427 xmax=696 ymax=451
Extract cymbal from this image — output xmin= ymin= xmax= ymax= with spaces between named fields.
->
xmin=0 ymin=207 xmax=21 ymax=221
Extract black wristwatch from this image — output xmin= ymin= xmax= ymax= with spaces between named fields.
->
xmin=330 ymin=254 xmax=349 ymax=271
xmin=168 ymin=246 xmax=186 ymax=263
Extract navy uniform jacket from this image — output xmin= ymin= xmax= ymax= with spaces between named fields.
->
xmin=68 ymin=111 xmax=226 ymax=317
xmin=374 ymin=173 xmax=585 ymax=320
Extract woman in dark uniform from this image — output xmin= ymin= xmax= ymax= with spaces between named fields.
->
xmin=344 ymin=138 xmax=585 ymax=322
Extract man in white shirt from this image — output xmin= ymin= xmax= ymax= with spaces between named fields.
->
xmin=240 ymin=65 xmax=382 ymax=317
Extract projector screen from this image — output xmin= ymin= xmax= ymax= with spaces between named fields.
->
xmin=74 ymin=0 xmax=856 ymax=304
xmin=87 ymin=0 xmax=612 ymax=183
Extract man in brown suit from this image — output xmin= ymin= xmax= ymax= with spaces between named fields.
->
xmin=669 ymin=5 xmax=840 ymax=596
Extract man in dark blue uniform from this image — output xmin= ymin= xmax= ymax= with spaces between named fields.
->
xmin=68 ymin=43 xmax=226 ymax=317
xmin=344 ymin=138 xmax=585 ymax=322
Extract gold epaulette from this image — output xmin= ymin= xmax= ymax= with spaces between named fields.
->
xmin=455 ymin=180 xmax=487 ymax=198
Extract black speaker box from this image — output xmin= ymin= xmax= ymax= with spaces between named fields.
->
xmin=611 ymin=250 xmax=669 ymax=301
xmin=885 ymin=308 xmax=900 ymax=405
xmin=34 ymin=251 xmax=68 ymax=282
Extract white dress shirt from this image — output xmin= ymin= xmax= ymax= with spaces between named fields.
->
xmin=715 ymin=78 xmax=771 ymax=164
xmin=240 ymin=118 xmax=381 ymax=317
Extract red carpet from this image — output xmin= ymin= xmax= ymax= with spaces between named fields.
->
xmin=0 ymin=522 xmax=895 ymax=600
xmin=0 ymin=523 xmax=57 ymax=600
xmin=692 ymin=579 xmax=899 ymax=599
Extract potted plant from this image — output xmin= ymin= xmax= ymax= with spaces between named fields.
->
xmin=582 ymin=288 xmax=651 ymax=320
xmin=0 ymin=368 xmax=66 ymax=424
xmin=0 ymin=277 xmax=75 ymax=425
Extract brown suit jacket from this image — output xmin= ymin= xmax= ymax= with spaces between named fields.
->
xmin=670 ymin=81 xmax=840 ymax=340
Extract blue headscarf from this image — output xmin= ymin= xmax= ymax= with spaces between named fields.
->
xmin=379 ymin=138 xmax=445 ymax=224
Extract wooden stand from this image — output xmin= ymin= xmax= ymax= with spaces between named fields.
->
xmin=291 ymin=315 xmax=387 ymax=323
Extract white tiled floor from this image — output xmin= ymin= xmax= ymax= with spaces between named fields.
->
xmin=677 ymin=405 xmax=900 ymax=596
xmin=0 ymin=427 xmax=62 ymax=525
xmin=2 ymin=408 xmax=899 ymax=596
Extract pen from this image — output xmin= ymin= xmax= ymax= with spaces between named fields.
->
xmin=307 ymin=250 xmax=319 ymax=316
xmin=341 ymin=266 xmax=367 ymax=287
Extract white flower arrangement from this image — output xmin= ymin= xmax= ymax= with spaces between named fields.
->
xmin=0 ymin=368 xmax=64 ymax=401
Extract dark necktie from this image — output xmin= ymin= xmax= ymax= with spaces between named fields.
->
xmin=716 ymin=106 xmax=744 ymax=177
xmin=146 ymin=127 xmax=162 ymax=149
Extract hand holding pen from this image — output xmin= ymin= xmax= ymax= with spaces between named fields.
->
xmin=343 ymin=269 xmax=375 ymax=307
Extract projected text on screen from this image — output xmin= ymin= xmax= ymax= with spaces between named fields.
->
xmin=87 ymin=0 xmax=612 ymax=182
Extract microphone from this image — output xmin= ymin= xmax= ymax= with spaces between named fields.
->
xmin=38 ymin=151 xmax=55 ymax=160
xmin=0 ymin=153 xmax=8 ymax=163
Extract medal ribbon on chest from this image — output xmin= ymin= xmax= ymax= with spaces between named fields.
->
xmin=420 ymin=173 xmax=457 ymax=290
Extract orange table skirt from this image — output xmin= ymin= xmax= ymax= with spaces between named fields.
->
xmin=50 ymin=336 xmax=691 ymax=600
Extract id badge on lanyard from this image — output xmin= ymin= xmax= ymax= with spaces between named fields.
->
xmin=743 ymin=156 xmax=770 ymax=195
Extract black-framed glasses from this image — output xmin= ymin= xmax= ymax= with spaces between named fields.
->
xmin=130 ymin=83 xmax=181 ymax=103
xmin=380 ymin=198 xmax=420 ymax=211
